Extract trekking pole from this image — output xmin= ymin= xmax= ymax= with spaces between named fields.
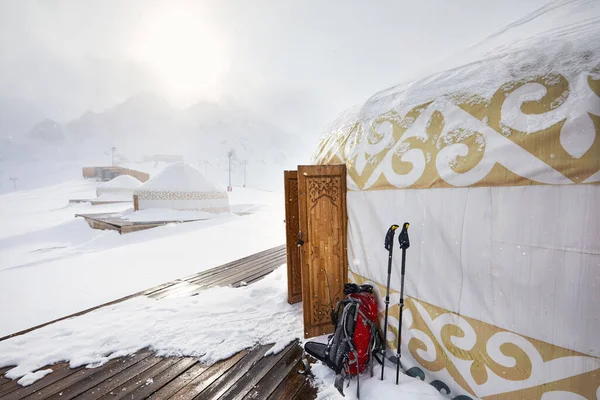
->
xmin=395 ymin=222 xmax=410 ymax=385
xmin=380 ymin=224 xmax=399 ymax=380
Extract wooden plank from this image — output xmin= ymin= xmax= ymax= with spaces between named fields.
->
xmin=284 ymin=170 xmax=303 ymax=304
xmin=6 ymin=358 xmax=131 ymax=400
xmin=191 ymin=345 xmax=270 ymax=400
xmin=219 ymin=343 xmax=298 ymax=400
xmin=203 ymin=258 xmax=284 ymax=289
xmin=183 ymin=246 xmax=285 ymax=283
xmin=228 ymin=261 xmax=283 ymax=287
xmin=146 ymin=281 xmax=199 ymax=300
xmin=0 ymin=362 xmax=75 ymax=400
xmin=264 ymin=360 xmax=308 ymax=400
xmin=145 ymin=363 xmax=210 ymax=399
xmin=95 ymin=357 xmax=179 ymax=400
xmin=83 ymin=217 xmax=121 ymax=232
xmin=0 ymin=376 xmax=12 ymax=389
xmin=291 ymin=380 xmax=318 ymax=400
xmin=169 ymin=350 xmax=248 ymax=400
xmin=202 ymin=252 xmax=285 ymax=285
xmin=0 ymin=367 xmax=14 ymax=388
xmin=149 ymin=281 xmax=204 ymax=300
xmin=160 ymin=258 xmax=284 ymax=299
xmin=75 ymin=355 xmax=164 ymax=400
xmin=123 ymin=357 xmax=197 ymax=399
xmin=120 ymin=223 xmax=167 ymax=234
xmin=0 ymin=379 xmax=17 ymax=396
xmin=42 ymin=349 xmax=153 ymax=400
xmin=298 ymin=164 xmax=348 ymax=338
xmin=152 ymin=255 xmax=283 ymax=299
xmin=243 ymin=344 xmax=304 ymax=400
xmin=185 ymin=248 xmax=286 ymax=286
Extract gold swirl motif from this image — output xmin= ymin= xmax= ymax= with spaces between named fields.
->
xmin=440 ymin=324 xmax=532 ymax=386
xmin=349 ymin=270 xmax=600 ymax=399
xmin=315 ymin=71 xmax=600 ymax=190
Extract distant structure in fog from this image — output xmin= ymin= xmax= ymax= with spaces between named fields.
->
xmin=133 ymin=162 xmax=230 ymax=213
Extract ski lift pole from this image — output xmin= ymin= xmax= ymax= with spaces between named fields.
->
xmin=381 ymin=224 xmax=399 ymax=380
xmin=227 ymin=150 xmax=233 ymax=191
xmin=395 ymin=222 xmax=410 ymax=385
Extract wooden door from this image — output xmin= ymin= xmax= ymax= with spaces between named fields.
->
xmin=284 ymin=170 xmax=302 ymax=304
xmin=298 ymin=164 xmax=347 ymax=338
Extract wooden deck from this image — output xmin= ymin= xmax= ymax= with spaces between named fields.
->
xmin=0 ymin=245 xmax=317 ymax=400
xmin=69 ymin=199 xmax=131 ymax=206
xmin=75 ymin=213 xmax=204 ymax=234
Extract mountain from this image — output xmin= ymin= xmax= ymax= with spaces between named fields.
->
xmin=29 ymin=119 xmax=66 ymax=142
xmin=0 ymin=97 xmax=45 ymax=138
xmin=65 ymin=93 xmax=308 ymax=166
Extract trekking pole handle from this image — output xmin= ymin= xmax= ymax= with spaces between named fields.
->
xmin=398 ymin=222 xmax=410 ymax=250
xmin=385 ymin=224 xmax=399 ymax=272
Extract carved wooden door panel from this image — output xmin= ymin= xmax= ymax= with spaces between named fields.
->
xmin=298 ymin=164 xmax=347 ymax=338
xmin=284 ymin=170 xmax=302 ymax=304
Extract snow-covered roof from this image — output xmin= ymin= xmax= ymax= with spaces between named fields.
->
xmin=98 ymin=174 xmax=142 ymax=190
xmin=135 ymin=162 xmax=223 ymax=193
xmin=313 ymin=0 xmax=600 ymax=191
xmin=133 ymin=162 xmax=230 ymax=213
xmin=316 ymin=0 xmax=600 ymax=144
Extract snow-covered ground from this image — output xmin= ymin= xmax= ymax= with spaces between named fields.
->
xmin=0 ymin=177 xmax=285 ymax=337
xmin=311 ymin=362 xmax=445 ymax=400
xmin=0 ymin=266 xmax=303 ymax=385
xmin=0 ymin=175 xmax=445 ymax=399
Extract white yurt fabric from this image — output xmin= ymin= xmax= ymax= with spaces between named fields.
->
xmin=95 ymin=175 xmax=142 ymax=199
xmin=133 ymin=162 xmax=230 ymax=213
xmin=313 ymin=1 xmax=600 ymax=399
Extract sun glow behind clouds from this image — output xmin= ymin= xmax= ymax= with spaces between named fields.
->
xmin=131 ymin=8 xmax=229 ymax=103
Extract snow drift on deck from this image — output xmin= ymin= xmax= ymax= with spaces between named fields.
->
xmin=0 ymin=266 xmax=301 ymax=386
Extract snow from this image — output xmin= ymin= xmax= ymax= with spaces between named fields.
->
xmin=136 ymin=161 xmax=223 ymax=192
xmin=0 ymin=266 xmax=302 ymax=385
xmin=300 ymin=335 xmax=446 ymax=400
xmin=97 ymin=174 xmax=142 ymax=190
xmin=17 ymin=369 xmax=53 ymax=386
xmin=95 ymin=175 xmax=141 ymax=199
xmin=0 ymin=179 xmax=285 ymax=337
xmin=318 ymin=0 xmax=600 ymax=144
xmin=311 ymin=362 xmax=445 ymax=400
xmin=120 ymin=208 xmax=228 ymax=222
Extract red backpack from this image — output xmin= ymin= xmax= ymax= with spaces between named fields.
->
xmin=304 ymin=283 xmax=383 ymax=398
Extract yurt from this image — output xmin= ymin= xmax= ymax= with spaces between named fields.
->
xmin=95 ymin=175 xmax=142 ymax=199
xmin=133 ymin=162 xmax=231 ymax=213
xmin=311 ymin=2 xmax=600 ymax=399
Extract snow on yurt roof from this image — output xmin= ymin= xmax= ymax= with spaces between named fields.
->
xmin=314 ymin=0 xmax=600 ymax=158
xmin=98 ymin=174 xmax=142 ymax=190
xmin=136 ymin=162 xmax=223 ymax=193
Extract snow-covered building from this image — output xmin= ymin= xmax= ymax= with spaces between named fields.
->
xmin=310 ymin=1 xmax=600 ymax=399
xmin=96 ymin=175 xmax=142 ymax=199
xmin=133 ymin=162 xmax=230 ymax=213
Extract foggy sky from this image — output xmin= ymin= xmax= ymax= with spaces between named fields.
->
xmin=0 ymin=0 xmax=550 ymax=135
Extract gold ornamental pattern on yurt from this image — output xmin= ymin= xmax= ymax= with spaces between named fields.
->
xmin=349 ymin=271 xmax=600 ymax=400
xmin=135 ymin=190 xmax=229 ymax=201
xmin=313 ymin=71 xmax=600 ymax=190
